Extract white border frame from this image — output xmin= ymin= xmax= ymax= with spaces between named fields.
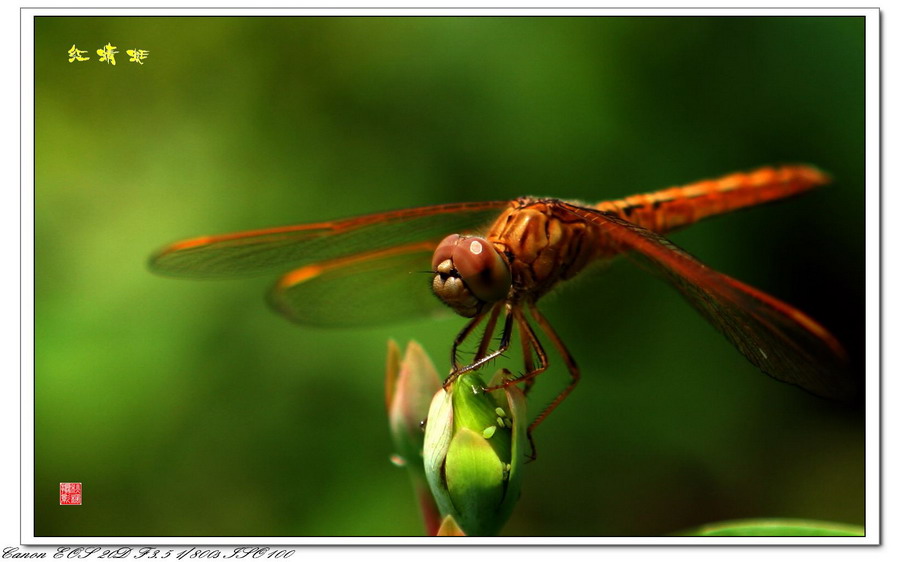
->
xmin=18 ymin=5 xmax=881 ymax=546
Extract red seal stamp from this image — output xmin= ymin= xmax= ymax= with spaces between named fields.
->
xmin=59 ymin=482 xmax=82 ymax=505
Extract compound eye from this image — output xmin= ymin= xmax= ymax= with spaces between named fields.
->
xmin=452 ymin=237 xmax=511 ymax=304
xmin=432 ymin=234 xmax=462 ymax=271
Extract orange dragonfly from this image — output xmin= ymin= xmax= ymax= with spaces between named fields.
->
xmin=150 ymin=165 xmax=855 ymax=434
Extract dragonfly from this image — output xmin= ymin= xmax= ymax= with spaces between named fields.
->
xmin=150 ymin=165 xmax=855 ymax=435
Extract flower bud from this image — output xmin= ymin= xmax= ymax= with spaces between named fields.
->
xmin=385 ymin=340 xmax=443 ymax=535
xmin=423 ymin=370 xmax=527 ymax=536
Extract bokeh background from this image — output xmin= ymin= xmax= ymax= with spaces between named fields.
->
xmin=34 ymin=16 xmax=866 ymax=537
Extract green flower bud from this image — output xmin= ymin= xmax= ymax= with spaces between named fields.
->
xmin=385 ymin=340 xmax=443 ymax=535
xmin=423 ymin=370 xmax=527 ymax=536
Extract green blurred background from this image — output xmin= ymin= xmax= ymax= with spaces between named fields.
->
xmin=34 ymin=16 xmax=866 ymax=537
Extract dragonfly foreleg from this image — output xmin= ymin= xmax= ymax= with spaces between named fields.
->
xmin=452 ymin=303 xmax=514 ymax=377
xmin=474 ymin=303 xmax=504 ymax=363
xmin=450 ymin=313 xmax=486 ymax=374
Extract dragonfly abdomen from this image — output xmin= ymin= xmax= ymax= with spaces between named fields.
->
xmin=593 ymin=165 xmax=830 ymax=234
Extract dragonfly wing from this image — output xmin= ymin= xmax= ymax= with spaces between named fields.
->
xmin=150 ymin=201 xmax=509 ymax=278
xmin=269 ymin=241 xmax=448 ymax=327
xmin=560 ymin=202 xmax=856 ymax=401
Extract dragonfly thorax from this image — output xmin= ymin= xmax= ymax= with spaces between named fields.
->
xmin=431 ymin=234 xmax=512 ymax=318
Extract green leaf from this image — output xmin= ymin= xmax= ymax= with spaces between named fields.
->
xmin=679 ymin=518 xmax=865 ymax=537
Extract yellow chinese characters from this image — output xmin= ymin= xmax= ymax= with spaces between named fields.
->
xmin=97 ymin=43 xmax=119 ymax=65
xmin=67 ymin=45 xmax=89 ymax=62
xmin=127 ymin=49 xmax=150 ymax=65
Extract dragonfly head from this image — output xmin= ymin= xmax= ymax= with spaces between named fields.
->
xmin=431 ymin=234 xmax=512 ymax=318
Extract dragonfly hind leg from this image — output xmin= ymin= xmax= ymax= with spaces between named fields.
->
xmin=482 ymin=305 xmax=581 ymax=460
xmin=527 ymin=303 xmax=581 ymax=434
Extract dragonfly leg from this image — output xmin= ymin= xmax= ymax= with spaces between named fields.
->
xmin=450 ymin=313 xmax=486 ymax=374
xmin=486 ymin=307 xmax=549 ymax=390
xmin=454 ymin=304 xmax=514 ymax=376
xmin=477 ymin=307 xmax=547 ymax=460
xmin=527 ymin=303 xmax=581 ymax=435
xmin=474 ymin=303 xmax=504 ymax=363
xmin=519 ymin=315 xmax=537 ymax=395
xmin=446 ymin=303 xmax=510 ymax=389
